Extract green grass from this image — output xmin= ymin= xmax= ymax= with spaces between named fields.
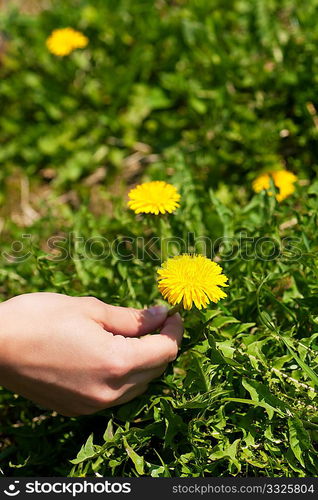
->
xmin=0 ymin=0 xmax=318 ymax=477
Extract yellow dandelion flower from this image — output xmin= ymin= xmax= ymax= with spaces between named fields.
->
xmin=157 ymin=254 xmax=228 ymax=310
xmin=272 ymin=170 xmax=297 ymax=202
xmin=127 ymin=181 xmax=181 ymax=215
xmin=252 ymin=173 xmax=271 ymax=193
xmin=46 ymin=28 xmax=88 ymax=56
xmin=252 ymin=169 xmax=297 ymax=202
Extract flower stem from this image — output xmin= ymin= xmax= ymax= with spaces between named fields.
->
xmin=149 ymin=215 xmax=170 ymax=262
xmin=167 ymin=303 xmax=183 ymax=316
xmin=159 ymin=216 xmax=172 ymax=261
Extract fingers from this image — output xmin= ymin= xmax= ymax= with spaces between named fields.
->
xmin=83 ymin=297 xmax=168 ymax=337
xmin=127 ymin=313 xmax=184 ymax=370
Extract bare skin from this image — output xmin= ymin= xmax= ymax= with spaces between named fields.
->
xmin=0 ymin=293 xmax=183 ymax=416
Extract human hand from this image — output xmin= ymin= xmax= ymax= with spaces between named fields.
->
xmin=0 ymin=293 xmax=183 ymax=416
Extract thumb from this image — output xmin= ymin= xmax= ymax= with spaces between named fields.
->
xmin=87 ymin=299 xmax=168 ymax=337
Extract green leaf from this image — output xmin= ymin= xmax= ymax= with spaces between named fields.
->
xmin=211 ymin=316 xmax=240 ymax=329
xmin=161 ymin=400 xmax=186 ymax=447
xmin=70 ymin=434 xmax=96 ymax=465
xmin=288 ymin=417 xmax=311 ymax=467
xmin=123 ymin=437 xmax=145 ymax=475
xmin=241 ymin=379 xmax=287 ymax=418
xmin=224 ymin=397 xmax=282 ymax=418
xmin=187 ymin=351 xmax=210 ymax=391
xmin=103 ymin=420 xmax=114 ymax=442
xmin=279 ymin=335 xmax=318 ymax=388
xmin=209 ymin=439 xmax=241 ymax=474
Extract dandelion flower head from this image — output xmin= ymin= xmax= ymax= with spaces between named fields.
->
xmin=127 ymin=181 xmax=181 ymax=215
xmin=157 ymin=254 xmax=228 ymax=310
xmin=252 ymin=169 xmax=297 ymax=202
xmin=46 ymin=28 xmax=88 ymax=56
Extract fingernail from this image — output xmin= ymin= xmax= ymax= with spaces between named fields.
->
xmin=147 ymin=305 xmax=168 ymax=317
